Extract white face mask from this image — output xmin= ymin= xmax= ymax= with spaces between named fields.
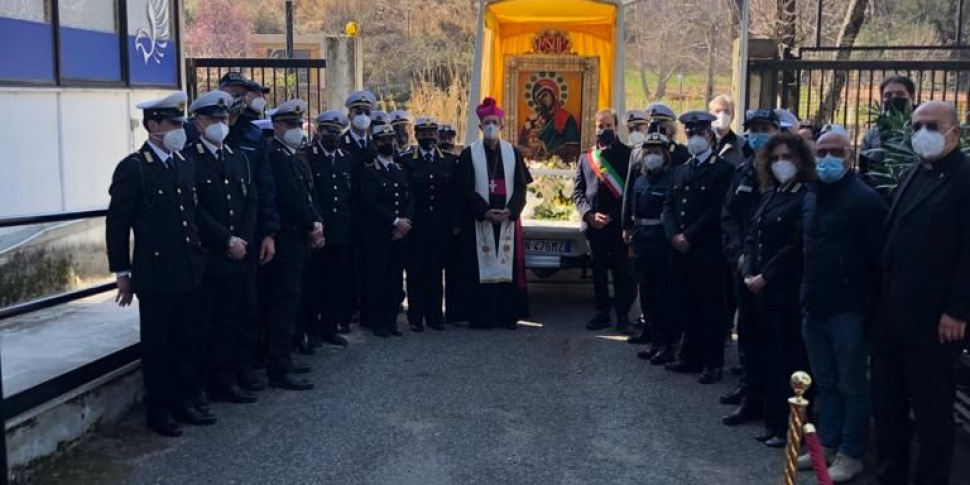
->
xmin=771 ymin=159 xmax=797 ymax=184
xmin=687 ymin=135 xmax=709 ymax=156
xmin=712 ymin=111 xmax=732 ymax=130
xmin=911 ymin=127 xmax=948 ymax=160
xmin=352 ymin=114 xmax=371 ymax=131
xmin=249 ymin=97 xmax=267 ymax=113
xmin=628 ymin=131 xmax=647 ymax=145
xmin=483 ymin=124 xmax=501 ymax=141
xmin=283 ymin=128 xmax=304 ymax=149
xmin=204 ymin=122 xmax=230 ymax=144
xmin=162 ymin=128 xmax=187 ymax=152
xmin=644 ymin=153 xmax=664 ymax=171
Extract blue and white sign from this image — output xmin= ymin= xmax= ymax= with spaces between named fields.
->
xmin=127 ymin=0 xmax=178 ymax=86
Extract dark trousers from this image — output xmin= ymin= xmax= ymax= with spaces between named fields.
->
xmin=873 ymin=333 xmax=959 ymax=485
xmin=407 ymin=237 xmax=448 ymax=327
xmin=733 ymin=267 xmax=763 ymax=400
xmin=758 ymin=299 xmax=810 ymax=437
xmin=634 ymin=247 xmax=677 ymax=345
xmin=236 ymin=265 xmax=261 ymax=375
xmin=363 ymin=240 xmax=407 ymax=331
xmin=202 ymin=270 xmax=247 ymax=390
xmin=587 ymin=226 xmax=633 ymax=318
xmin=138 ymin=292 xmax=204 ymax=417
xmin=305 ymin=243 xmax=353 ymax=337
xmin=671 ymin=251 xmax=727 ymax=368
xmin=267 ymin=259 xmax=305 ymax=376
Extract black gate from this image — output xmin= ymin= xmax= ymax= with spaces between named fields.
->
xmin=748 ymin=46 xmax=970 ymax=147
xmin=185 ymin=58 xmax=327 ymax=120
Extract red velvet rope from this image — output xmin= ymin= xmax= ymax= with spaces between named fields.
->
xmin=803 ymin=424 xmax=833 ymax=485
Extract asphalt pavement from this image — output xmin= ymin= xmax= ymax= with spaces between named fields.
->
xmin=24 ymin=281 xmax=970 ymax=485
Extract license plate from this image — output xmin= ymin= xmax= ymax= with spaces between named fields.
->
xmin=525 ymin=239 xmax=572 ymax=255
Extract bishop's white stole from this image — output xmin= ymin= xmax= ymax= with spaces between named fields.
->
xmin=471 ymin=139 xmax=516 ymax=284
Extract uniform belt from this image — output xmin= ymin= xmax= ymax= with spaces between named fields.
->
xmin=635 ymin=218 xmax=662 ymax=226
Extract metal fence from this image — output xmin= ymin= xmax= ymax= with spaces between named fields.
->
xmin=0 ymin=209 xmax=135 ymax=485
xmin=185 ymin=58 xmax=327 ymax=120
xmin=748 ymin=46 xmax=970 ymax=149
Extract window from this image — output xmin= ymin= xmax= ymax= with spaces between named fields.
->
xmin=0 ymin=0 xmax=55 ymax=83
xmin=126 ymin=0 xmax=178 ymax=87
xmin=58 ymin=0 xmax=122 ymax=82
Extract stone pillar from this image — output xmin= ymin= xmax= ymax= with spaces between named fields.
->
xmin=325 ymin=36 xmax=363 ymax=111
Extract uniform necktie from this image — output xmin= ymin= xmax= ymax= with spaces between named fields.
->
xmin=163 ymin=156 xmax=172 ymax=169
xmin=425 ymin=153 xmax=433 ymax=164
xmin=215 ymin=149 xmax=222 ymax=161
xmin=359 ymin=139 xmax=366 ymax=151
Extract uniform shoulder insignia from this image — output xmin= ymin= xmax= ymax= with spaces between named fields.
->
xmin=413 ymin=151 xmax=419 ymax=160
xmin=196 ymin=143 xmax=205 ymax=154
xmin=343 ymin=135 xmax=351 ymax=144
xmin=337 ymin=148 xmax=344 ymax=157
xmin=312 ymin=146 xmax=318 ymax=155
xmin=792 ymin=182 xmax=803 ymax=193
xmin=224 ymin=145 xmax=233 ymax=155
xmin=143 ymin=150 xmax=155 ymax=164
xmin=174 ymin=151 xmax=185 ymax=161
xmin=719 ymin=144 xmax=733 ymax=156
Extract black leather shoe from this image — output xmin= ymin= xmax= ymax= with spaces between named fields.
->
xmin=698 ymin=367 xmax=723 ymax=384
xmin=754 ymin=431 xmax=774 ymax=443
xmin=321 ymin=334 xmax=348 ymax=347
xmin=172 ymin=405 xmax=217 ymax=426
xmin=719 ymin=386 xmax=745 ymax=405
xmin=722 ymin=402 xmax=762 ymax=426
xmin=650 ymin=347 xmax=675 ymax=365
xmin=502 ymin=321 xmax=518 ymax=330
xmin=636 ymin=349 xmax=658 ymax=361
xmin=308 ymin=334 xmax=323 ymax=348
xmin=269 ymin=373 xmax=314 ymax=391
xmin=337 ymin=323 xmax=351 ymax=334
xmin=238 ymin=371 xmax=267 ymax=392
xmin=389 ymin=328 xmax=404 ymax=337
xmin=586 ymin=313 xmax=611 ymax=331
xmin=764 ymin=436 xmax=787 ymax=448
xmin=209 ymin=385 xmax=258 ymax=404
xmin=147 ymin=414 xmax=182 ymax=437
xmin=665 ymin=360 xmax=701 ymax=373
xmin=410 ymin=323 xmax=425 ymax=333
xmin=627 ymin=331 xmax=651 ymax=345
xmin=428 ymin=322 xmax=446 ymax=331
xmin=373 ymin=329 xmax=390 ymax=338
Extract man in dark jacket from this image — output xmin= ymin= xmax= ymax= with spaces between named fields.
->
xmin=574 ymin=110 xmax=634 ymax=333
xmin=798 ymin=130 xmax=887 ymax=482
xmin=874 ymin=101 xmax=970 ymax=485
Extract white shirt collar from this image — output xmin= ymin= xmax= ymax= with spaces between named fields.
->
xmin=200 ymin=137 xmax=222 ymax=158
xmin=420 ymin=148 xmax=435 ymax=159
xmin=349 ymin=129 xmax=368 ymax=144
xmin=695 ymin=147 xmax=713 ymax=164
xmin=377 ymin=155 xmax=395 ymax=168
xmin=145 ymin=140 xmax=171 ymax=163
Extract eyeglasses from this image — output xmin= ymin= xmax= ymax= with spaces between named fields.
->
xmin=911 ymin=121 xmax=948 ymax=132
xmin=815 ymin=148 xmax=847 ymax=157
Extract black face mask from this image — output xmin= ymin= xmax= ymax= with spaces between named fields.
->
xmin=319 ymin=133 xmax=339 ymax=151
xmin=597 ymin=129 xmax=616 ymax=146
xmin=418 ymin=138 xmax=437 ymax=151
xmin=884 ymin=96 xmax=911 ymax=114
xmin=377 ymin=143 xmax=395 ymax=156
xmin=439 ymin=142 xmax=455 ymax=152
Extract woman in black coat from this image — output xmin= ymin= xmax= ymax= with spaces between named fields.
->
xmin=742 ymin=132 xmax=816 ymax=447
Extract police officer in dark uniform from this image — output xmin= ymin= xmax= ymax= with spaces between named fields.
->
xmin=662 ymin=111 xmax=734 ymax=384
xmin=403 ymin=117 xmax=456 ymax=332
xmin=621 ymin=133 xmax=678 ymax=363
xmin=646 ymin=102 xmax=691 ymax=166
xmin=265 ymin=99 xmax=320 ymax=390
xmin=437 ymin=123 xmax=459 ymax=155
xmin=341 ymin=90 xmax=378 ymax=168
xmin=106 ymin=91 xmax=214 ymax=436
xmin=359 ymin=124 xmax=414 ymax=337
xmin=182 ymin=91 xmax=259 ymax=404
xmin=305 ymin=110 xmax=355 ymax=343
xmin=720 ymin=109 xmax=779 ymax=424
xmin=390 ymin=110 xmax=415 ymax=157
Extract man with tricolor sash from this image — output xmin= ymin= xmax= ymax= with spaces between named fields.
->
xmin=573 ymin=110 xmax=634 ymax=334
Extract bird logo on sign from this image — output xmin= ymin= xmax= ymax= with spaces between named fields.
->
xmin=135 ymin=0 xmax=170 ymax=66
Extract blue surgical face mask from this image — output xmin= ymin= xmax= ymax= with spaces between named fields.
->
xmin=816 ymin=155 xmax=848 ymax=184
xmin=747 ymin=132 xmax=772 ymax=151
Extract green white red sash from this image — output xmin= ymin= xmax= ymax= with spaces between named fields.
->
xmin=588 ymin=146 xmax=623 ymax=198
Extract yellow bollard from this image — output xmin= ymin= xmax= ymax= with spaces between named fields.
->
xmin=783 ymin=371 xmax=812 ymax=485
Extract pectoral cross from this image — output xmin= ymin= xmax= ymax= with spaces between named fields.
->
xmin=489 ymin=179 xmax=497 ymax=192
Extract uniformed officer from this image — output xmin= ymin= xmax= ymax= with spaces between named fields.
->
xmin=370 ymin=110 xmax=390 ymax=129
xmin=390 ymin=110 xmax=415 ymax=157
xmin=264 ymin=99 xmax=320 ymax=390
xmin=182 ymin=91 xmax=259 ymax=404
xmin=403 ymin=117 xmax=456 ymax=332
xmin=624 ymin=109 xmax=650 ymax=146
xmin=646 ymin=102 xmax=691 ymax=166
xmin=359 ymin=124 xmax=414 ymax=337
xmin=741 ymin=132 xmax=813 ymax=447
xmin=623 ymin=109 xmax=652 ymax=332
xmin=437 ymin=123 xmax=459 ymax=155
xmin=106 ymin=91 xmax=213 ymax=436
xmin=304 ymin=110 xmax=355 ymax=343
xmin=720 ymin=109 xmax=780 ymax=425
xmin=662 ymin=111 xmax=734 ymax=384
xmin=621 ymin=133 xmax=677 ymax=363
xmin=341 ymin=89 xmax=378 ymax=167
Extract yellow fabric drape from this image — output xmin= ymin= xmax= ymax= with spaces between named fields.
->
xmin=481 ymin=0 xmax=617 ymax=111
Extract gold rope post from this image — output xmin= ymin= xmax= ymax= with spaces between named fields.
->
xmin=783 ymin=371 xmax=812 ymax=485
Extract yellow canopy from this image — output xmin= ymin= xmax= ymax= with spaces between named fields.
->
xmin=480 ymin=0 xmax=618 ymax=111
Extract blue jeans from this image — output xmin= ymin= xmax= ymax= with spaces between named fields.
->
xmin=802 ymin=312 xmax=870 ymax=459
